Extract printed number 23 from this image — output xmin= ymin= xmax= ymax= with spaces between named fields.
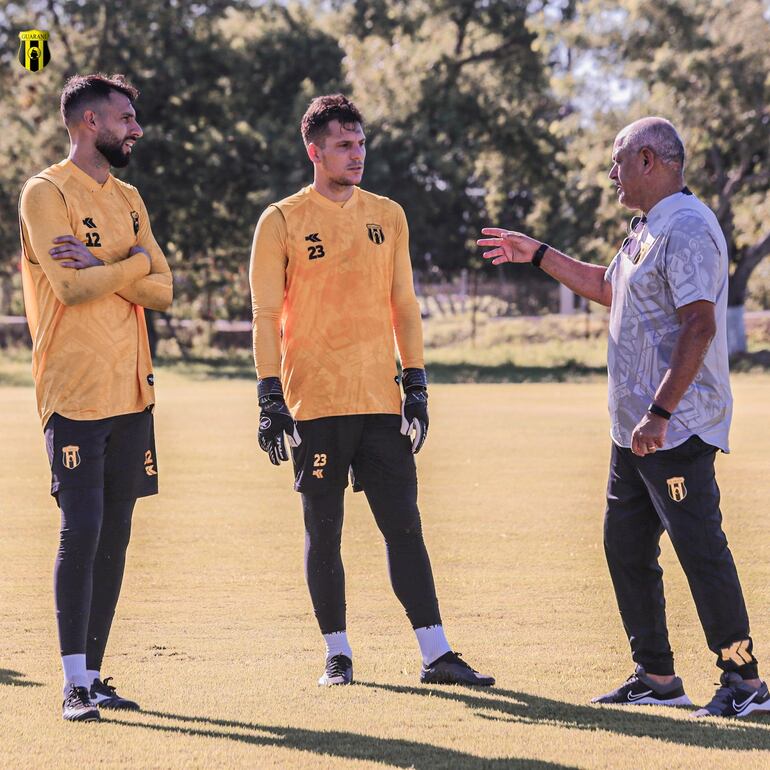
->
xmin=307 ymin=245 xmax=325 ymax=259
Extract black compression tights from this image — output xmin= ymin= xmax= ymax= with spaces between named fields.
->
xmin=301 ymin=485 xmax=441 ymax=634
xmin=54 ymin=488 xmax=135 ymax=671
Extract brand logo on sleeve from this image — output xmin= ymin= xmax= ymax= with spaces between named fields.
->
xmin=62 ymin=445 xmax=81 ymax=469
xmin=366 ymin=223 xmax=384 ymax=245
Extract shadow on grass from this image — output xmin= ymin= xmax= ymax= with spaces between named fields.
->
xmin=108 ymin=709 xmax=576 ymax=769
xmin=357 ymin=682 xmax=770 ymax=751
xmin=0 ymin=669 xmax=43 ymax=687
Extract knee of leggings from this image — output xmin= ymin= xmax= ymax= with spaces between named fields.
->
xmin=305 ymin=521 xmax=342 ymax=554
xmin=57 ymin=488 xmax=103 ymax=561
xmin=58 ymin=519 xmax=101 ymax=563
xmin=377 ymin=506 xmax=424 ymax=544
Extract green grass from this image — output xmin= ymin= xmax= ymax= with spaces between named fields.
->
xmin=1 ymin=373 xmax=770 ymax=768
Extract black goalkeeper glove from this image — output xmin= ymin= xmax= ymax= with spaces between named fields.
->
xmin=257 ymin=377 xmax=301 ymax=465
xmin=399 ymin=367 xmax=429 ymax=454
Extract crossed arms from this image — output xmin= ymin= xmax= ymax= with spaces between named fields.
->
xmin=20 ymin=178 xmax=172 ymax=310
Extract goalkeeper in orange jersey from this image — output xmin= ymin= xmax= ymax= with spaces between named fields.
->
xmin=249 ymin=94 xmax=494 ymax=687
xmin=19 ymin=73 xmax=172 ymax=721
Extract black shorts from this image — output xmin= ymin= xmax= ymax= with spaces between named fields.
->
xmin=291 ymin=414 xmax=417 ymax=494
xmin=44 ymin=407 xmax=159 ymax=501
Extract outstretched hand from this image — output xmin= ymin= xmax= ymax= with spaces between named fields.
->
xmin=477 ymin=228 xmax=541 ymax=265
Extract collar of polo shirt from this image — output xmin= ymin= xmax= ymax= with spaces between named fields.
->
xmin=645 ymin=187 xmax=693 ymax=236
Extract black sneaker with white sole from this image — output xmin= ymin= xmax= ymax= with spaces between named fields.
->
xmin=591 ymin=667 xmax=692 ymax=706
xmin=90 ymin=677 xmax=140 ymax=710
xmin=420 ymin=651 xmax=495 ymax=686
xmin=62 ymin=684 xmax=100 ymax=722
xmin=692 ymin=672 xmax=770 ymax=718
xmin=318 ymin=654 xmax=353 ymax=686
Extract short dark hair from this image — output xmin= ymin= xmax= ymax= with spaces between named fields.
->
xmin=60 ymin=73 xmax=139 ymax=125
xmin=300 ymin=94 xmax=364 ymax=146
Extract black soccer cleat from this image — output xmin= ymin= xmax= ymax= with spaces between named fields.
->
xmin=692 ymin=672 xmax=770 ymax=718
xmin=90 ymin=677 xmax=140 ymax=710
xmin=318 ymin=654 xmax=353 ymax=686
xmin=62 ymin=684 xmax=100 ymax=722
xmin=420 ymin=651 xmax=495 ymax=686
xmin=591 ymin=667 xmax=692 ymax=707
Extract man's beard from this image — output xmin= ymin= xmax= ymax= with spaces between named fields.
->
xmin=95 ymin=132 xmax=131 ymax=168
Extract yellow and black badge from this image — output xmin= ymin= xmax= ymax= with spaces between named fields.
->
xmin=18 ymin=30 xmax=51 ymax=72
xmin=367 ymin=223 xmax=385 ymax=245
xmin=666 ymin=476 xmax=687 ymax=502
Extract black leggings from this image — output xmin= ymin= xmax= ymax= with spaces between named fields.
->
xmin=54 ymin=488 xmax=135 ymax=671
xmin=302 ymin=484 xmax=441 ymax=634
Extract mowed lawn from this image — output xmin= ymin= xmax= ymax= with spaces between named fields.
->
xmin=1 ymin=372 xmax=769 ymax=770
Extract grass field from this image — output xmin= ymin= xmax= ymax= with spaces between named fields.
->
xmin=1 ymin=371 xmax=769 ymax=769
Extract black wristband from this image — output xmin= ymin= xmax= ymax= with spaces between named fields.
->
xmin=401 ymin=367 xmax=428 ymax=392
xmin=258 ymin=376 xmax=284 ymax=404
xmin=647 ymin=402 xmax=672 ymax=420
xmin=531 ymin=243 xmax=549 ymax=268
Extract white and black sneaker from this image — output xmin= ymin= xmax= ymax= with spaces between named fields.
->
xmin=90 ymin=677 xmax=140 ymax=710
xmin=693 ymin=672 xmax=770 ymax=718
xmin=318 ymin=654 xmax=353 ymax=686
xmin=62 ymin=684 xmax=100 ymax=722
xmin=592 ymin=666 xmax=692 ymax=707
xmin=420 ymin=651 xmax=495 ymax=686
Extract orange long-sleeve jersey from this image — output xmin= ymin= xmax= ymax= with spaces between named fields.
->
xmin=19 ymin=159 xmax=173 ymax=427
xmin=249 ymin=185 xmax=424 ymax=420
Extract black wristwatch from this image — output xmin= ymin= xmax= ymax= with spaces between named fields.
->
xmin=647 ymin=403 xmax=672 ymax=420
xmin=531 ymin=242 xmax=549 ymax=268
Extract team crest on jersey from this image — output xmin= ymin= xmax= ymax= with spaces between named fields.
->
xmin=666 ymin=476 xmax=687 ymax=502
xmin=367 ymin=224 xmax=385 ymax=245
xmin=18 ymin=30 xmax=51 ymax=72
xmin=62 ymin=445 xmax=81 ymax=470
xmin=131 ymin=211 xmax=140 ymax=235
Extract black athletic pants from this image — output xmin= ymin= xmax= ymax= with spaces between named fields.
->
xmin=55 ymin=488 xmax=135 ymax=671
xmin=604 ymin=436 xmax=757 ymax=678
xmin=302 ymin=483 xmax=442 ymax=634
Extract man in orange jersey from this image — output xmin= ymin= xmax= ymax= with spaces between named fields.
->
xmin=249 ymin=94 xmax=493 ymax=688
xmin=19 ymin=73 xmax=172 ymax=721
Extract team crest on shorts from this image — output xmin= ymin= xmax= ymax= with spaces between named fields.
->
xmin=367 ymin=224 xmax=385 ymax=245
xmin=666 ymin=476 xmax=687 ymax=502
xmin=18 ymin=30 xmax=51 ymax=72
xmin=62 ymin=445 xmax=81 ymax=470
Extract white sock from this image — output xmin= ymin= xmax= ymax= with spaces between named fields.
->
xmin=61 ymin=654 xmax=89 ymax=693
xmin=86 ymin=669 xmax=101 ymax=687
xmin=323 ymin=631 xmax=352 ymax=660
xmin=415 ymin=625 xmax=451 ymax=666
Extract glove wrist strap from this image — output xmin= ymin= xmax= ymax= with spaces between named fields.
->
xmin=258 ymin=376 xmax=285 ymax=404
xmin=402 ymin=367 xmax=428 ymax=392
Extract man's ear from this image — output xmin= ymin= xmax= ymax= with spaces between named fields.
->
xmin=640 ymin=147 xmax=654 ymax=171
xmin=81 ymin=108 xmax=98 ymax=133
xmin=307 ymin=142 xmax=321 ymax=164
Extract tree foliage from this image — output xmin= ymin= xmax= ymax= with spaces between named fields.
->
xmin=1 ymin=0 xmax=767 ymax=340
